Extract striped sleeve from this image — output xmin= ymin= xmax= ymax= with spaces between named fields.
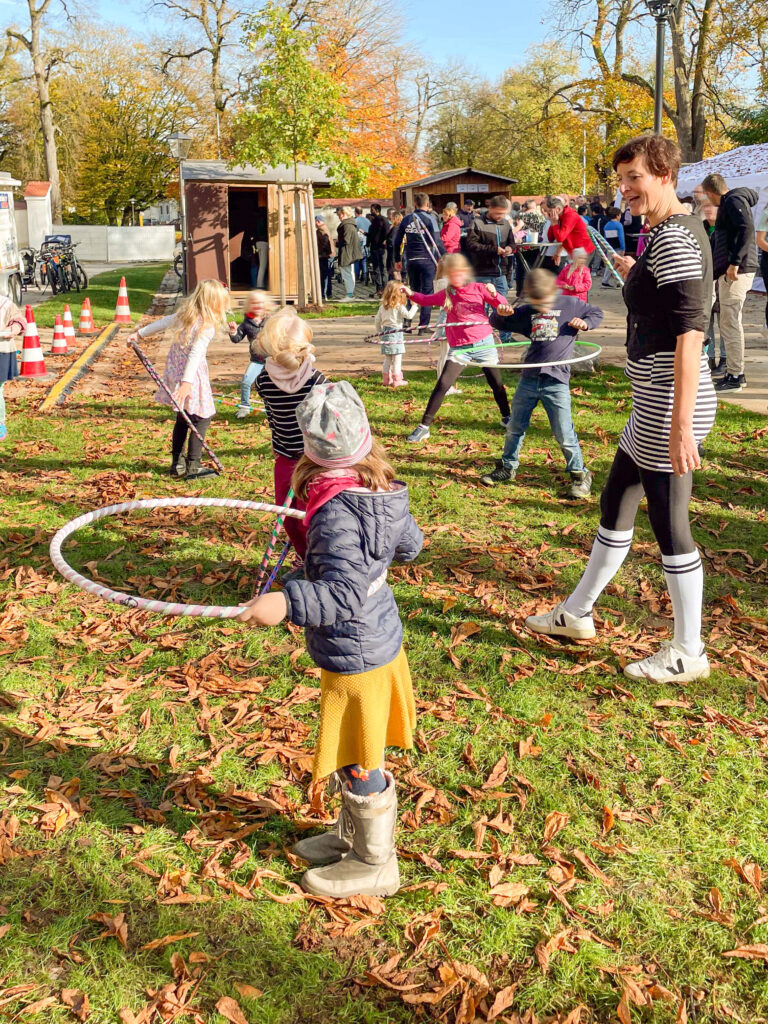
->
xmin=646 ymin=223 xmax=703 ymax=286
xmin=647 ymin=223 xmax=706 ymax=336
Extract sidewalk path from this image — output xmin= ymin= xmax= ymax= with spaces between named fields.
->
xmin=203 ymin=286 xmax=768 ymax=415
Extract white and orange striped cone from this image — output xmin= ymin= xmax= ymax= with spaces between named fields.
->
xmin=20 ymin=306 xmax=47 ymax=376
xmin=50 ymin=314 xmax=68 ymax=355
xmin=78 ymin=297 xmax=99 ymax=336
xmin=114 ymin=277 xmax=132 ymax=324
xmin=62 ymin=303 xmax=76 ymax=346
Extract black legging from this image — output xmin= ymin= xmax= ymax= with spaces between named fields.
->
xmin=172 ymin=411 xmax=211 ymax=462
xmin=761 ymin=251 xmax=768 ymax=329
xmin=600 ymin=447 xmax=694 ymax=556
xmin=422 ymin=358 xmax=510 ymax=427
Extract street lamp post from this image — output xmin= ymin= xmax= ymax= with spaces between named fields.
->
xmin=645 ymin=0 xmax=679 ymax=135
xmin=167 ymin=131 xmax=193 ymax=294
xmin=130 ymin=197 xmax=136 ymax=226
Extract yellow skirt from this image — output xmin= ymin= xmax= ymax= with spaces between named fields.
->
xmin=312 ymin=647 xmax=416 ymax=781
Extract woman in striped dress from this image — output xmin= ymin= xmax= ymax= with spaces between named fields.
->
xmin=525 ymin=134 xmax=716 ymax=683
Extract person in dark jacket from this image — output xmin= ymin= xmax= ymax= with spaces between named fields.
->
xmin=366 ymin=203 xmax=390 ymax=297
xmin=238 ymin=380 xmax=423 ymax=901
xmin=702 ymin=173 xmax=758 ymax=392
xmin=465 ymin=195 xmax=515 ymax=341
xmin=227 ymin=289 xmax=276 ymax=417
xmin=458 ymin=199 xmax=476 ymax=231
xmin=337 ymin=207 xmax=363 ymax=299
xmin=479 ymin=268 xmax=603 ymax=497
xmin=315 ymin=215 xmax=335 ymax=301
xmin=391 ymin=193 xmax=444 ymax=328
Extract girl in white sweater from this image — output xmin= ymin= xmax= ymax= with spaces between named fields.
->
xmin=375 ymin=282 xmax=418 ymax=387
xmin=127 ymin=279 xmax=229 ymax=478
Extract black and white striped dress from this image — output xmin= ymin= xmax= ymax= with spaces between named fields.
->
xmin=619 ymin=215 xmax=717 ymax=474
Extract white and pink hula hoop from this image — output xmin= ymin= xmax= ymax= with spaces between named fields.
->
xmin=49 ymin=497 xmax=306 ymax=619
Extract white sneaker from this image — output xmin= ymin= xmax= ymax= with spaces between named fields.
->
xmin=236 ymin=404 xmax=251 ymax=418
xmin=624 ymin=641 xmax=709 ymax=682
xmin=446 ymin=386 xmax=462 ymax=396
xmin=525 ymin=601 xmax=596 ymax=640
xmin=407 ymin=424 xmax=430 ymax=443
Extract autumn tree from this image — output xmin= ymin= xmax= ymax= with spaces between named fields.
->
xmin=153 ymin=0 xmax=248 ymax=157
xmin=5 ymin=0 xmax=66 ymax=219
xmin=232 ymin=3 xmax=362 ymax=188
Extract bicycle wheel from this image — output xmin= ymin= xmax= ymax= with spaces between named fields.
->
xmin=174 ymin=253 xmax=183 ymax=278
xmin=68 ymin=258 xmax=81 ymax=292
xmin=75 ymin=263 xmax=88 ymax=290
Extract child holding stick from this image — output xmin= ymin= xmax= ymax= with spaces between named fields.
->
xmin=238 ymin=381 xmax=423 ymax=898
xmin=128 ymin=279 xmax=229 ymax=479
xmin=256 ymin=307 xmax=326 ymax=559
xmin=374 ymin=281 xmax=418 ymax=388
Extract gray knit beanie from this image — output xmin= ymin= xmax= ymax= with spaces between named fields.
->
xmin=295 ymin=380 xmax=373 ymax=468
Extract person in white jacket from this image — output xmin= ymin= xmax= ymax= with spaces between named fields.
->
xmin=375 ymin=282 xmax=418 ymax=387
xmin=127 ymin=279 xmax=229 ymax=478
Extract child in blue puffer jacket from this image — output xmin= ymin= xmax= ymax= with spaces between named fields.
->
xmin=238 ymin=380 xmax=423 ymax=901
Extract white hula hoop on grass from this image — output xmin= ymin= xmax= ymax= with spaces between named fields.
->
xmin=49 ymin=497 xmax=306 ymax=619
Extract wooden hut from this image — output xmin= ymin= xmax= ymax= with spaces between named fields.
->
xmin=393 ymin=167 xmax=519 ymax=213
xmin=181 ymin=160 xmax=330 ymax=305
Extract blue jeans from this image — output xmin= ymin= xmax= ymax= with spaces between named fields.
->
xmin=502 ymin=375 xmax=584 ymax=473
xmin=476 ymin=274 xmax=511 ymax=342
xmin=340 ymin=264 xmax=355 ymax=297
xmin=240 ymin=359 xmax=264 ymax=408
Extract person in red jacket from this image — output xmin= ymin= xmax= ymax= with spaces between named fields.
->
xmin=546 ymin=196 xmax=595 ymax=266
xmin=440 ymin=203 xmax=462 ymax=253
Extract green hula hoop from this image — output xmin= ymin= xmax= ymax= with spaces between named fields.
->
xmin=447 ymin=338 xmax=602 ymax=372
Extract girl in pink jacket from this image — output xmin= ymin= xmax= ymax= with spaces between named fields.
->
xmin=405 ymin=254 xmax=510 ymax=442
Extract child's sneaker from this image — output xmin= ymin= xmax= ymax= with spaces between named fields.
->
xmin=236 ymin=404 xmax=251 ymax=418
xmin=0 ymin=424 xmax=6 ymax=442
xmin=501 ymin=415 xmax=511 ymax=427
xmin=568 ymin=470 xmax=593 ymax=499
xmin=446 ymin=386 xmax=462 ymax=396
xmin=169 ymin=454 xmax=186 ymax=477
xmin=407 ymin=424 xmax=430 ymax=443
xmin=623 ymin=641 xmax=709 ymax=682
xmin=525 ymin=601 xmax=596 ymax=640
xmin=479 ymin=463 xmax=515 ymax=486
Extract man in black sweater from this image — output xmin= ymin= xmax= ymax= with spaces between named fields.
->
xmin=702 ymin=172 xmax=758 ymax=392
xmin=465 ymin=195 xmax=515 ymax=341
xmin=392 ymin=193 xmax=444 ymax=329
xmin=366 ymin=203 xmax=390 ymax=297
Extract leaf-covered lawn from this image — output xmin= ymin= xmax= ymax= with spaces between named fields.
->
xmin=30 ymin=264 xmax=171 ymax=329
xmin=2 ymin=361 xmax=768 ymax=1024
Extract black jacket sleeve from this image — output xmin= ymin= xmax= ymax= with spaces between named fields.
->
xmin=725 ymin=195 xmax=755 ymax=269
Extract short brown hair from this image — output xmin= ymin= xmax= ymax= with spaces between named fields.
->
xmin=612 ymin=134 xmax=682 ymax=186
xmin=291 ymin=439 xmax=395 ymax=501
xmin=523 ymin=268 xmax=557 ymax=301
xmin=414 ymin=193 xmax=429 ymax=209
xmin=488 ymin=195 xmax=510 ymax=210
xmin=701 ymin=172 xmax=728 ymax=195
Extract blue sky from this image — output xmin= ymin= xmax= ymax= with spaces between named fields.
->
xmin=94 ymin=0 xmax=547 ymax=80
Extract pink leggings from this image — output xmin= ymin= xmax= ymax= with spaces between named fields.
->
xmin=273 ymin=454 xmax=308 ymax=559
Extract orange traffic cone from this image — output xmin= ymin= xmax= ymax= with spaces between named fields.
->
xmin=50 ymin=315 xmax=68 ymax=355
xmin=62 ymin=303 xmax=76 ymax=346
xmin=78 ymin=297 xmax=98 ymax=336
xmin=20 ymin=306 xmax=47 ymax=376
xmin=114 ymin=277 xmax=132 ymax=323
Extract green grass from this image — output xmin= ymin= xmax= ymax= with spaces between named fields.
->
xmin=2 ymin=367 xmax=768 ymax=1023
xmin=30 ymin=263 xmax=171 ymax=328
xmin=303 ymin=300 xmax=378 ymax=318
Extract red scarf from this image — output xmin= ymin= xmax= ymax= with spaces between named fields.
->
xmin=303 ymin=471 xmax=361 ymax=527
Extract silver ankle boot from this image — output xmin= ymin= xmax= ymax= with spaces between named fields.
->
xmin=300 ymin=772 xmax=400 ymax=898
xmin=292 ymin=773 xmax=353 ymax=865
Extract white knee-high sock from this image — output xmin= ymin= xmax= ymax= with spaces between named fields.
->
xmin=662 ymin=551 xmax=704 ymax=657
xmin=392 ymin=353 xmax=402 ymax=376
xmin=563 ymin=527 xmax=634 ymax=617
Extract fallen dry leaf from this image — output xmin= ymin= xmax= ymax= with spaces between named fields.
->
xmin=141 ymin=930 xmax=200 ymax=951
xmin=216 ymin=996 xmax=249 ymax=1024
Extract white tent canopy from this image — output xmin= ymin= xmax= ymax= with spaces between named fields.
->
xmin=677 ymin=143 xmax=768 ymax=293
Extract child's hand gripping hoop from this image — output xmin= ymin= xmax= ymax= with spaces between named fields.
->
xmin=49 ymin=497 xmax=306 ymax=618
